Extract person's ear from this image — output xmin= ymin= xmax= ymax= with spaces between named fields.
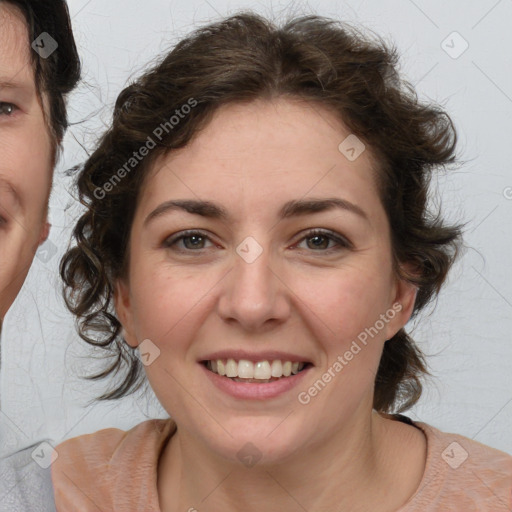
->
xmin=384 ymin=262 xmax=420 ymax=340
xmin=114 ymin=279 xmax=139 ymax=348
xmin=38 ymin=221 xmax=51 ymax=245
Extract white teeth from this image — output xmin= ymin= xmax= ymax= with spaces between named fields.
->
xmin=271 ymin=360 xmax=282 ymax=377
xmin=206 ymin=359 xmax=306 ymax=379
xmin=225 ymin=359 xmax=238 ymax=377
xmin=254 ymin=361 xmax=271 ymax=379
xmin=237 ymin=360 xmax=253 ymax=379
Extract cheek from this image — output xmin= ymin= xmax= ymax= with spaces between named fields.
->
xmin=298 ymin=270 xmax=393 ymax=402
xmin=24 ymin=132 xmax=53 ymax=207
xmin=2 ymin=125 xmax=54 ymax=219
xmin=298 ymin=262 xmax=394 ymax=345
xmin=128 ymin=262 xmax=211 ymax=343
xmin=25 ymin=169 xmax=52 ymax=222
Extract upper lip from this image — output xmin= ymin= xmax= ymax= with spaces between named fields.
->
xmin=199 ymin=349 xmax=313 ymax=364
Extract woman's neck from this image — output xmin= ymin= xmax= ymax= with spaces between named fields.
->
xmin=157 ymin=409 xmax=427 ymax=512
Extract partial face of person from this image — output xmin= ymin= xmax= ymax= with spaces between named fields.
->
xmin=0 ymin=4 xmax=53 ymax=320
xmin=116 ymin=98 xmax=417 ymax=463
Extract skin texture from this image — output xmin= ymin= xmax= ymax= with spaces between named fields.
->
xmin=116 ymin=98 xmax=427 ymax=511
xmin=0 ymin=4 xmax=52 ymax=321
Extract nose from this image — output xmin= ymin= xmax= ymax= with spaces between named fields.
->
xmin=216 ymin=238 xmax=291 ymax=332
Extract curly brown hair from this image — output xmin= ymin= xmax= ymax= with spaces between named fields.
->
xmin=61 ymin=12 xmax=465 ymax=412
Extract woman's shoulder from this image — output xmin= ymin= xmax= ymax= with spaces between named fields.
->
xmin=0 ymin=443 xmax=56 ymax=512
xmin=56 ymin=417 xmax=175 ymax=449
xmin=400 ymin=418 xmax=512 ymax=511
xmin=51 ymin=418 xmax=176 ymax=512
xmin=55 ymin=417 xmax=175 ymax=457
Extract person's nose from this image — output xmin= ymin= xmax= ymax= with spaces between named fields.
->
xmin=216 ymin=237 xmax=291 ymax=333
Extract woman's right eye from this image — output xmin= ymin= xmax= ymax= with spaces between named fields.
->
xmin=0 ymin=102 xmax=18 ymax=116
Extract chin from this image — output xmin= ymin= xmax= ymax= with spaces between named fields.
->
xmin=203 ymin=418 xmax=306 ymax=467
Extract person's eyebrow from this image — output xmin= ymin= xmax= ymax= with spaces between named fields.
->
xmin=0 ymin=77 xmax=34 ymax=99
xmin=279 ymin=197 xmax=368 ymax=222
xmin=144 ymin=197 xmax=369 ymax=226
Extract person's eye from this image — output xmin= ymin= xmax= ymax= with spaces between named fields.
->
xmin=294 ymin=229 xmax=352 ymax=253
xmin=0 ymin=102 xmax=19 ymax=117
xmin=163 ymin=230 xmax=216 ymax=252
xmin=162 ymin=228 xmax=351 ymax=255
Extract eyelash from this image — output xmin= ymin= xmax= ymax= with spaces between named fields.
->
xmin=163 ymin=228 xmax=351 ymax=254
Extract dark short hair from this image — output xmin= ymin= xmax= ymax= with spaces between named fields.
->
xmin=61 ymin=12 xmax=465 ymax=412
xmin=2 ymin=0 xmax=81 ymax=154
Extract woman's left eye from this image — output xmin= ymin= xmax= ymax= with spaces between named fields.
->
xmin=163 ymin=229 xmax=350 ymax=253
xmin=295 ymin=229 xmax=351 ymax=252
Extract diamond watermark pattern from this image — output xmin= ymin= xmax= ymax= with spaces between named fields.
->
xmin=441 ymin=32 xmax=469 ymax=59
xmin=441 ymin=441 xmax=469 ymax=469
xmin=236 ymin=236 xmax=263 ymax=264
xmin=338 ymin=134 xmax=366 ymax=161
xmin=36 ymin=239 xmax=58 ymax=264
xmin=236 ymin=442 xmax=263 ymax=468
xmin=31 ymin=33 xmax=58 ymax=59
xmin=138 ymin=338 xmax=161 ymax=366
xmin=31 ymin=442 xmax=58 ymax=469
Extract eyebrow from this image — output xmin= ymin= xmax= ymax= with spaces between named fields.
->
xmin=144 ymin=197 xmax=369 ymax=226
xmin=0 ymin=78 xmax=31 ymax=90
xmin=0 ymin=77 xmax=30 ymax=88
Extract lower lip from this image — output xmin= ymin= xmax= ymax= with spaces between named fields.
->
xmin=200 ymin=363 xmax=312 ymax=400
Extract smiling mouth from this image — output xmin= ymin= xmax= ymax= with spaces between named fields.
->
xmin=201 ymin=359 xmax=312 ymax=383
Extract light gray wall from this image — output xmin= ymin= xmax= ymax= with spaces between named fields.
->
xmin=1 ymin=0 xmax=511 ymax=454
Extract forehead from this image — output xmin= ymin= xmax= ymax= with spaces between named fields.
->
xmin=0 ymin=4 xmax=35 ymax=90
xmin=143 ymin=99 xmax=380 ymax=213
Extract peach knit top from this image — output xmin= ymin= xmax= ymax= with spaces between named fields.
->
xmin=51 ymin=415 xmax=512 ymax=511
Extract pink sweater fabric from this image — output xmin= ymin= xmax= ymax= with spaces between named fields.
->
xmin=51 ymin=417 xmax=512 ymax=511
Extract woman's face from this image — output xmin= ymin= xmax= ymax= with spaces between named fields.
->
xmin=0 ymin=5 xmax=53 ymax=320
xmin=116 ymin=98 xmax=417 ymax=463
